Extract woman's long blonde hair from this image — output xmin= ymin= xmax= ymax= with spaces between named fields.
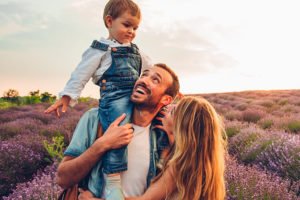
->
xmin=167 ymin=96 xmax=227 ymax=200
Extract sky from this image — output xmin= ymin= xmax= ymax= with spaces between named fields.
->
xmin=0 ymin=0 xmax=299 ymax=99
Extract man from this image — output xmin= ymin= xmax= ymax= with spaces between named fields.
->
xmin=55 ymin=63 xmax=180 ymax=198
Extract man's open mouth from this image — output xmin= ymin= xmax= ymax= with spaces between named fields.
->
xmin=134 ymin=84 xmax=150 ymax=95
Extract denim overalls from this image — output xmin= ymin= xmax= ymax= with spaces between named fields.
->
xmin=91 ymin=40 xmax=142 ymax=174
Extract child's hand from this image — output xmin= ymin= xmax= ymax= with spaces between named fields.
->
xmin=44 ymin=95 xmax=71 ymax=117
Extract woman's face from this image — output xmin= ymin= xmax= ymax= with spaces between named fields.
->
xmin=162 ymin=104 xmax=176 ymax=134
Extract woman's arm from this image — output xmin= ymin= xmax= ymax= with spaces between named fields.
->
xmin=127 ymin=166 xmax=176 ymax=200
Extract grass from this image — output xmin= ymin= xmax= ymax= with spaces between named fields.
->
xmin=286 ymin=121 xmax=300 ymax=133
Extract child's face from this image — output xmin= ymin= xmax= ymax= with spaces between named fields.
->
xmin=106 ymin=11 xmax=140 ymax=44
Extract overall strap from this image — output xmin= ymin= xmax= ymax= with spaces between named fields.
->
xmin=91 ymin=40 xmax=109 ymax=51
xmin=130 ymin=43 xmax=142 ymax=75
xmin=131 ymin=43 xmax=139 ymax=50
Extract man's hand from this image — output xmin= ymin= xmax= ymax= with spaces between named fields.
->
xmin=96 ymin=113 xmax=134 ymax=151
xmin=44 ymin=95 xmax=71 ymax=117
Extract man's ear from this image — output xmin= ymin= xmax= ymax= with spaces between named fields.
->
xmin=160 ymin=95 xmax=173 ymax=106
xmin=105 ymin=15 xmax=113 ymax=28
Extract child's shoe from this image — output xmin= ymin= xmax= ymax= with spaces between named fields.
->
xmin=104 ymin=174 xmax=124 ymax=200
xmin=104 ymin=187 xmax=125 ymax=200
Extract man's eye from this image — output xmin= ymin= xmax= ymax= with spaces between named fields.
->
xmin=123 ymin=23 xmax=130 ymax=27
xmin=153 ymin=77 xmax=160 ymax=83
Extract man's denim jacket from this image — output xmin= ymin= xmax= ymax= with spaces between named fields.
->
xmin=64 ymin=108 xmax=160 ymax=197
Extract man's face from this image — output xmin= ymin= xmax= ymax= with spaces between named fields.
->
xmin=131 ymin=66 xmax=173 ymax=108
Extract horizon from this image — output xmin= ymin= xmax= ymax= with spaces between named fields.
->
xmin=2 ymin=87 xmax=299 ymax=99
xmin=1 ymin=0 xmax=300 ymax=99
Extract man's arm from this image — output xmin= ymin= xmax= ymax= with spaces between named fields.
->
xmin=56 ymin=113 xmax=134 ymax=188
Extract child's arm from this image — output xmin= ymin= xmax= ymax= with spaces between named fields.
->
xmin=45 ymin=47 xmax=106 ymax=116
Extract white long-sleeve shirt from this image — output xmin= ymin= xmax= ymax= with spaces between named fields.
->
xmin=59 ymin=37 xmax=152 ymax=105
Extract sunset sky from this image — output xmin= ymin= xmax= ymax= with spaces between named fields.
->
xmin=1 ymin=0 xmax=299 ymax=99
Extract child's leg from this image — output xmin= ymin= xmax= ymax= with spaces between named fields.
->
xmin=99 ymin=98 xmax=132 ymax=174
xmin=98 ymin=90 xmax=133 ymax=199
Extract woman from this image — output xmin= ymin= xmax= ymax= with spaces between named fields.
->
xmin=128 ymin=97 xmax=226 ymax=200
xmin=80 ymin=96 xmax=227 ymax=200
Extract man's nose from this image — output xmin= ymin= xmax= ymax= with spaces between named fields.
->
xmin=138 ymin=76 xmax=150 ymax=86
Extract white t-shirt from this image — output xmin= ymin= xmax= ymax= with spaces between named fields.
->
xmin=121 ymin=124 xmax=150 ymax=196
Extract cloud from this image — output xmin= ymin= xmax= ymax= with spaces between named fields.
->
xmin=68 ymin=0 xmax=106 ymax=24
xmin=0 ymin=1 xmax=51 ymax=37
xmin=137 ymin=17 xmax=237 ymax=76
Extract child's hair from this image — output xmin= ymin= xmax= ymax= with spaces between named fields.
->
xmin=103 ymin=0 xmax=141 ymax=28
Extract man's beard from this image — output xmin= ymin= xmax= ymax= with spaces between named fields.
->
xmin=131 ymin=95 xmax=160 ymax=110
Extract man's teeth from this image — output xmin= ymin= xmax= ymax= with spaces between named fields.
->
xmin=136 ymin=87 xmax=146 ymax=94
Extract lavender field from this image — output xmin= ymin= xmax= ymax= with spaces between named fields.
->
xmin=1 ymin=90 xmax=299 ymax=199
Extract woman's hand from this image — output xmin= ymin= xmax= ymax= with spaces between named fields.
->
xmin=154 ymin=109 xmax=175 ymax=146
xmin=78 ymin=188 xmax=104 ymax=200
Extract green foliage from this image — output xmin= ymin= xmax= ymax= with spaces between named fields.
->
xmin=78 ymin=97 xmax=93 ymax=103
xmin=41 ymin=92 xmax=56 ymax=103
xmin=286 ymin=121 xmax=300 ymax=133
xmin=259 ymin=119 xmax=273 ymax=129
xmin=0 ymin=99 xmax=15 ymax=109
xmin=230 ymin=132 xmax=261 ymax=157
xmin=242 ymin=110 xmax=264 ymax=123
xmin=226 ymin=127 xmax=240 ymax=137
xmin=242 ymin=140 xmax=273 ymax=164
xmin=0 ymin=90 xmax=56 ymax=109
xmin=24 ymin=96 xmax=41 ymax=104
xmin=243 ymin=133 xmax=260 ymax=149
xmin=43 ymin=135 xmax=65 ymax=163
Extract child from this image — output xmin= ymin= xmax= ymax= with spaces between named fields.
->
xmin=45 ymin=0 xmax=154 ymax=199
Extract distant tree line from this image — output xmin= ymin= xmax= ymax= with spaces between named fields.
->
xmin=1 ymin=89 xmax=57 ymax=108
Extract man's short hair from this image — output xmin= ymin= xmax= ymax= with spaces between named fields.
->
xmin=154 ymin=63 xmax=180 ymax=98
xmin=103 ymin=0 xmax=141 ymax=28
